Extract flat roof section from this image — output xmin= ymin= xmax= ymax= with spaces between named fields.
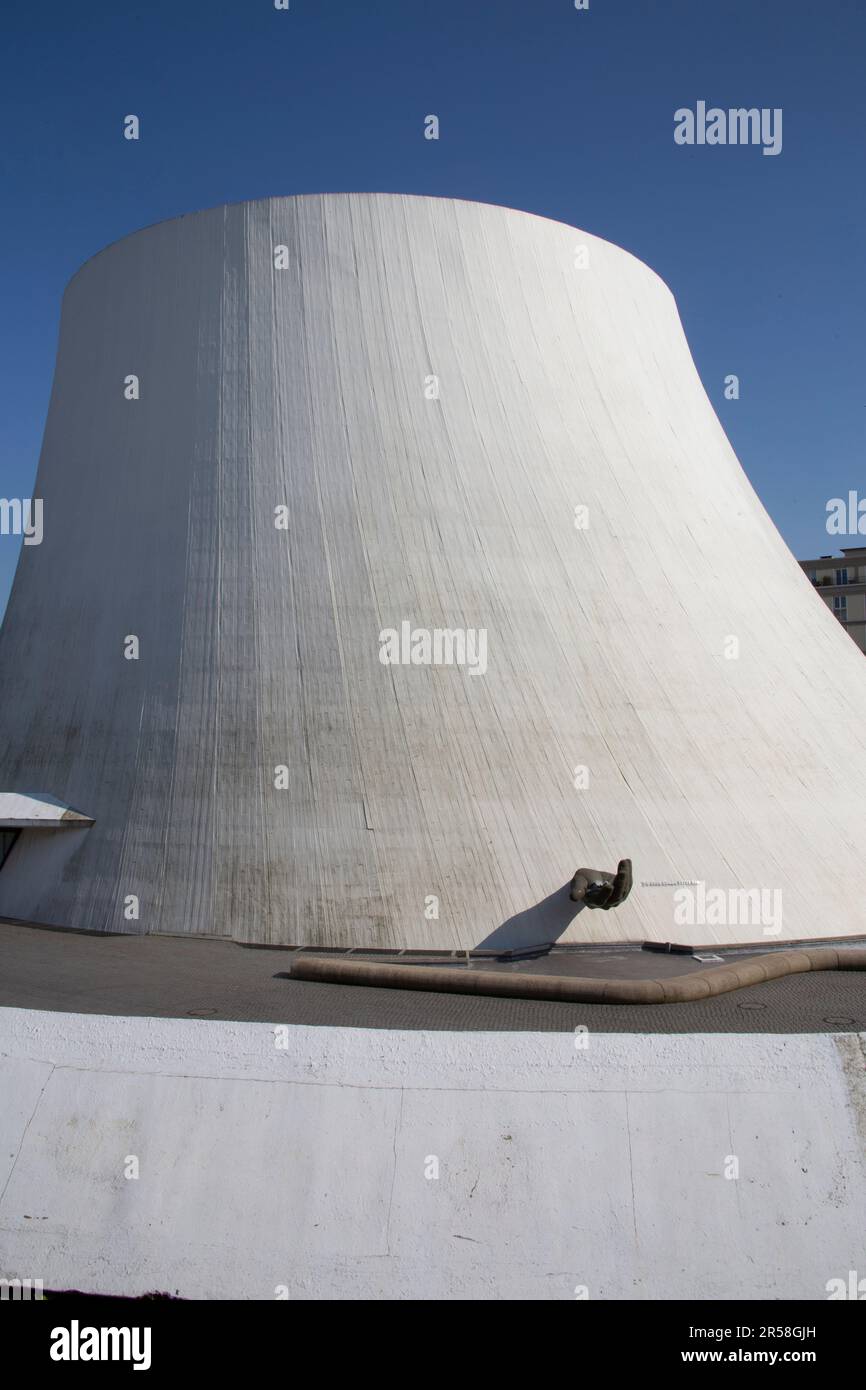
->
xmin=2 ymin=921 xmax=865 ymax=1035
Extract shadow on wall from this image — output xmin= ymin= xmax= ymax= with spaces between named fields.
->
xmin=475 ymin=882 xmax=583 ymax=953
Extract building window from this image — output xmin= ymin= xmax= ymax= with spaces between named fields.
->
xmin=809 ymin=570 xmax=817 ymax=583
xmin=0 ymin=829 xmax=20 ymax=871
xmin=836 ymin=568 xmax=849 ymax=585
xmin=833 ymin=595 xmax=848 ymax=619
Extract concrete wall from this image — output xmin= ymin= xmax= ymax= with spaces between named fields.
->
xmin=1 ymin=1006 xmax=864 ymax=1300
xmin=2 ymin=194 xmax=866 ymax=947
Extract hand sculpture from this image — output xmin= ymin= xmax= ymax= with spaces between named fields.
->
xmin=570 ymin=858 xmax=633 ymax=910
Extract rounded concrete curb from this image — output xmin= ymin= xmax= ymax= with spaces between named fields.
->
xmin=290 ymin=948 xmax=866 ymax=1004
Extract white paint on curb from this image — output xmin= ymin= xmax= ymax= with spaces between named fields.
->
xmin=1 ymin=1008 xmax=864 ymax=1300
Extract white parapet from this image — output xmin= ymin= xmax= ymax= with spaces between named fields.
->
xmin=0 ymin=194 xmax=865 ymax=947
xmin=0 ymin=1007 xmax=864 ymax=1300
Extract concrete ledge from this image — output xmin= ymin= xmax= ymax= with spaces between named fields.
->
xmin=1 ymin=1008 xmax=865 ymax=1299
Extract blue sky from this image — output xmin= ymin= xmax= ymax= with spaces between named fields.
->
xmin=1 ymin=0 xmax=863 ymax=614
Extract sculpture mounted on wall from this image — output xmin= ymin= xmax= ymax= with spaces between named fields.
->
xmin=570 ymin=859 xmax=633 ymax=911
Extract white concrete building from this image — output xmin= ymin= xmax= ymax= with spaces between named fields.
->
xmin=1 ymin=194 xmax=865 ymax=949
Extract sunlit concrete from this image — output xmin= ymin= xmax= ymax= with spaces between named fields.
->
xmin=0 ymin=1007 xmax=864 ymax=1300
xmin=1 ymin=194 xmax=865 ymax=947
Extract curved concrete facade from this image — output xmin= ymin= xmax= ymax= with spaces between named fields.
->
xmin=1 ymin=193 xmax=865 ymax=948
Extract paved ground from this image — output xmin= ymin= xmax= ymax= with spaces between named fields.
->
xmin=2 ymin=920 xmax=866 ymax=1033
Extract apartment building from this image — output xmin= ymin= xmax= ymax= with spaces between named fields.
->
xmin=799 ymin=546 xmax=866 ymax=653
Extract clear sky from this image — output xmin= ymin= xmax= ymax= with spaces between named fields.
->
xmin=1 ymin=0 xmax=863 ymax=615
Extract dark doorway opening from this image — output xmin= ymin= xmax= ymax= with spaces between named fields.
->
xmin=0 ymin=828 xmax=20 ymax=871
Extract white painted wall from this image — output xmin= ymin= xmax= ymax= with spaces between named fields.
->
xmin=1 ymin=1007 xmax=864 ymax=1300
xmin=2 ymin=194 xmax=866 ymax=947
